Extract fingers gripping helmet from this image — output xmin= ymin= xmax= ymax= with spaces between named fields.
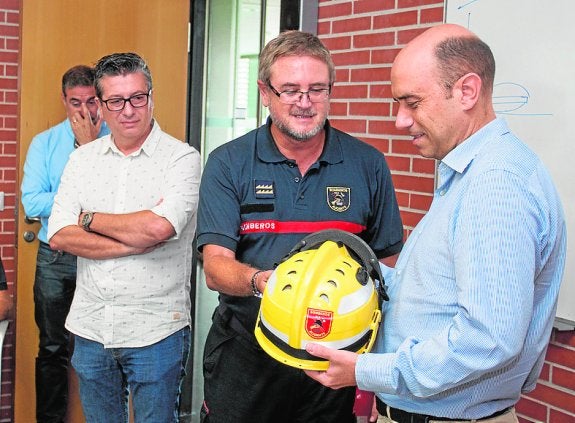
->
xmin=254 ymin=230 xmax=387 ymax=370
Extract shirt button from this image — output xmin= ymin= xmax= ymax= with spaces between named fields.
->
xmin=294 ymin=177 xmax=300 ymax=183
xmin=439 ymin=189 xmax=447 ymax=196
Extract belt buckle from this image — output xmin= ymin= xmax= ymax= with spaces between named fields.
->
xmin=379 ymin=405 xmax=399 ymax=423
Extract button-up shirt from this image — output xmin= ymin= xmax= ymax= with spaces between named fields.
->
xmin=356 ymin=118 xmax=566 ymax=419
xmin=48 ymin=122 xmax=201 ymax=348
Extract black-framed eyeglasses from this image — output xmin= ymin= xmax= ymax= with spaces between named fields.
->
xmin=100 ymin=90 xmax=151 ymax=111
xmin=267 ymin=83 xmax=331 ymax=104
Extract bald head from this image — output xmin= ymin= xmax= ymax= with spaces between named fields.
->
xmin=393 ymin=24 xmax=495 ymax=98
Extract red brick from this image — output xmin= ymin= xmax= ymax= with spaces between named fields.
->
xmin=369 ymin=119 xmax=403 ymax=136
xmin=332 ymin=16 xmax=371 ymax=33
xmin=331 ymin=84 xmax=368 ymax=99
xmin=397 ymin=208 xmax=425 ymax=228
xmin=412 ymin=157 xmax=435 ymax=174
xmin=353 ymin=0 xmax=395 ymax=14
xmin=529 ymin=383 xmax=575 ymax=414
xmin=0 ymin=0 xmax=20 ymax=10
xmin=318 ymin=2 xmax=353 ymax=19
xmin=329 ymin=101 xmax=347 ymax=116
xmin=361 ymin=137 xmax=390 ymax=153
xmin=332 ymin=50 xmax=370 ymax=66
xmin=372 ymin=48 xmax=401 ymax=65
xmin=0 ymin=24 xmax=19 ymax=37
xmin=553 ymin=329 xmax=575 ymax=348
xmin=552 ymin=366 xmax=575 ymax=391
xmin=329 ymin=118 xmax=366 ymax=134
xmin=0 ymin=50 xmax=17 ymax=63
xmin=374 ymin=11 xmax=418 ymax=29
xmin=549 ymin=409 xmax=575 ymax=423
xmin=6 ymin=38 xmax=18 ymax=51
xmin=397 ymin=27 xmax=430 ymax=45
xmin=351 ymin=67 xmax=391 ymax=83
xmin=546 ymin=344 xmax=575 ymax=369
xmin=335 ymin=68 xmax=350 ymax=83
xmin=398 ymin=0 xmax=442 ymax=7
xmin=354 ymin=32 xmax=395 ymax=49
xmin=317 ymin=21 xmax=330 ymax=35
xmin=539 ymin=362 xmax=551 ymax=381
xmin=370 ymin=84 xmax=393 ymax=99
xmin=385 ymin=155 xmax=411 ymax=172
xmin=349 ymin=101 xmax=389 ymax=117
xmin=395 ymin=191 xmax=410 ymax=208
xmin=392 ymin=174 xmax=434 ymax=192
xmin=516 ymin=396 xmax=548 ymax=422
xmin=7 ymin=11 xmax=19 ymax=25
xmin=392 ymin=138 xmax=420 ymax=155
xmin=410 ymin=192 xmax=433 ymax=210
xmin=321 ymin=35 xmax=352 ymax=51
xmin=420 ymin=6 xmax=444 ymax=24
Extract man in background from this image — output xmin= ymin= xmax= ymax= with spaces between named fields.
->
xmin=305 ymin=24 xmax=566 ymax=423
xmin=48 ymin=52 xmax=200 ymax=423
xmin=21 ymin=64 xmax=109 ymax=423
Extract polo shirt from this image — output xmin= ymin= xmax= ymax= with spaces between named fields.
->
xmin=197 ymin=118 xmax=404 ymax=333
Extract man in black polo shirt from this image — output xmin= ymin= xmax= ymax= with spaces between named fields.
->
xmin=197 ymin=30 xmax=404 ymax=423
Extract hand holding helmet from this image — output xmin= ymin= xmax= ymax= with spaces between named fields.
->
xmin=254 ymin=229 xmax=388 ymax=371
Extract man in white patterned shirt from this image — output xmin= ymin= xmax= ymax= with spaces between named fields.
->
xmin=48 ymin=52 xmax=201 ymax=423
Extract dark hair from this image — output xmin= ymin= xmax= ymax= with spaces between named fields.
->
xmin=258 ymin=30 xmax=335 ymax=85
xmin=61 ymin=65 xmax=96 ymax=96
xmin=94 ymin=52 xmax=152 ymax=98
xmin=435 ymin=36 xmax=495 ymax=95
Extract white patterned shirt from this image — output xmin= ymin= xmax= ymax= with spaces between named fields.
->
xmin=48 ymin=121 xmax=201 ymax=348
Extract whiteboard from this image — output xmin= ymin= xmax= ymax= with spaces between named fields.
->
xmin=445 ymin=0 xmax=574 ymax=324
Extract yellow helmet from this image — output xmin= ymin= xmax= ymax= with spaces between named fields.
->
xmin=254 ymin=230 xmax=387 ymax=370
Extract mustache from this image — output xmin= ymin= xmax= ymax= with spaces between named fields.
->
xmin=290 ymin=108 xmax=316 ymax=117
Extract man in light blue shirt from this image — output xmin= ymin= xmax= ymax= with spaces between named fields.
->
xmin=304 ymin=24 xmax=566 ymax=422
xmin=20 ymin=64 xmax=109 ymax=423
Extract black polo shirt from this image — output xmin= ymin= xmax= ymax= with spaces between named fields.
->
xmin=197 ymin=118 xmax=403 ymax=332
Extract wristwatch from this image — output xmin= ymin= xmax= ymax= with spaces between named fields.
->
xmin=81 ymin=212 xmax=95 ymax=232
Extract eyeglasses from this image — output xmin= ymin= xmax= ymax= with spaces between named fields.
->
xmin=267 ymin=83 xmax=331 ymax=104
xmin=100 ymin=91 xmax=151 ymax=111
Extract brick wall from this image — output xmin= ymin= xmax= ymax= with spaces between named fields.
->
xmin=0 ymin=0 xmax=18 ymax=421
xmin=317 ymin=1 xmax=575 ymax=422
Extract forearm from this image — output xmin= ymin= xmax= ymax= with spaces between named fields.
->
xmin=82 ymin=210 xmax=175 ymax=248
xmin=49 ymin=225 xmax=152 ymax=260
xmin=202 ymin=245 xmax=271 ymax=296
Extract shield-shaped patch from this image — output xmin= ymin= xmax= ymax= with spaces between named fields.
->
xmin=326 ymin=187 xmax=350 ymax=212
xmin=305 ymin=308 xmax=333 ymax=339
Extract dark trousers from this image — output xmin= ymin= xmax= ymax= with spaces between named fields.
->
xmin=201 ymin=306 xmax=356 ymax=423
xmin=33 ymin=242 xmax=77 ymax=423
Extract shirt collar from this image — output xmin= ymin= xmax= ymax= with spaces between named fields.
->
xmin=100 ymin=120 xmax=159 ymax=156
xmin=256 ymin=116 xmax=343 ymax=165
xmin=441 ymin=117 xmax=508 ymax=174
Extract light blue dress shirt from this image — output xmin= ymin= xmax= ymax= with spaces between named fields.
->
xmin=21 ymin=119 xmax=109 ymax=244
xmin=356 ymin=118 xmax=566 ymax=419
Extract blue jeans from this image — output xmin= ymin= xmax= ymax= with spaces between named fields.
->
xmin=72 ymin=326 xmax=191 ymax=423
xmin=33 ymin=241 xmax=77 ymax=423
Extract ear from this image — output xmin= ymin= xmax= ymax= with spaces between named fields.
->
xmin=257 ymin=80 xmax=270 ymax=107
xmin=457 ymin=72 xmax=482 ymax=110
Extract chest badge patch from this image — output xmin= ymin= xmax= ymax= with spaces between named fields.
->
xmin=255 ymin=180 xmax=275 ymax=199
xmin=327 ymin=187 xmax=350 ymax=212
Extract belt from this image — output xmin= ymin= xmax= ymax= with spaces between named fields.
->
xmin=376 ymin=398 xmax=511 ymax=422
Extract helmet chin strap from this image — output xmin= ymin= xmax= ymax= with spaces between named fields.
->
xmin=280 ymin=229 xmax=389 ymax=302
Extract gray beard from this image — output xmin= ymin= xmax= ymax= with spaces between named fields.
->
xmin=273 ymin=117 xmax=325 ymax=142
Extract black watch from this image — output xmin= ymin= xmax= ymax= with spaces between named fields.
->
xmin=81 ymin=212 xmax=95 ymax=232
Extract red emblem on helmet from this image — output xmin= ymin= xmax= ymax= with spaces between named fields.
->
xmin=305 ymin=308 xmax=333 ymax=339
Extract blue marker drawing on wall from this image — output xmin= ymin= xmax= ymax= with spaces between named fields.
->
xmin=449 ymin=0 xmax=552 ymax=117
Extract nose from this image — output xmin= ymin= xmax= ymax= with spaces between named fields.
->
xmin=395 ymin=105 xmax=413 ymax=130
xmin=296 ymin=92 xmax=313 ymax=106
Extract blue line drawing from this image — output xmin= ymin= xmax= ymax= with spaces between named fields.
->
xmin=457 ymin=0 xmax=480 ymax=10
xmin=493 ymin=82 xmax=552 ymax=116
